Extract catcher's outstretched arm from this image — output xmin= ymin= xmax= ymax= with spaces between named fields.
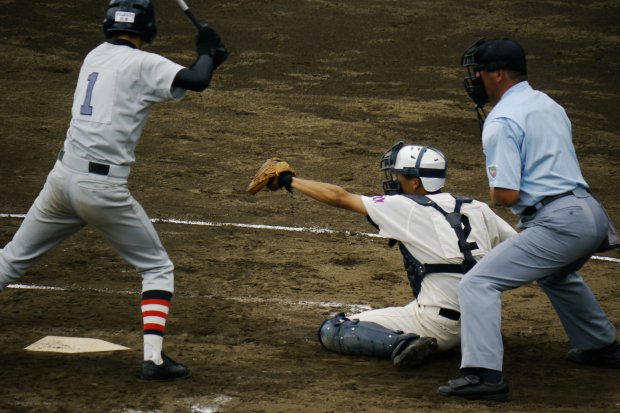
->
xmin=290 ymin=177 xmax=367 ymax=215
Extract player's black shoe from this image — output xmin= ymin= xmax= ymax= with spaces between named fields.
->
xmin=140 ymin=352 xmax=191 ymax=381
xmin=437 ymin=371 xmax=510 ymax=402
xmin=567 ymin=341 xmax=620 ymax=369
xmin=392 ymin=336 xmax=438 ymax=369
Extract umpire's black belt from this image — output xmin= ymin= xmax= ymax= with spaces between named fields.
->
xmin=521 ymin=191 xmax=574 ymax=216
xmin=57 ymin=150 xmax=130 ymax=179
xmin=439 ymin=308 xmax=460 ymax=321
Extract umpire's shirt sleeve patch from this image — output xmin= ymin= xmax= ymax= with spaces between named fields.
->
xmin=482 ymin=119 xmax=522 ymax=190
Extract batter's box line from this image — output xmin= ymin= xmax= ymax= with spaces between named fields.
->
xmin=1 ymin=213 xmax=618 ymax=264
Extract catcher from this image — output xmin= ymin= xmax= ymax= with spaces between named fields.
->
xmin=247 ymin=143 xmax=516 ymax=368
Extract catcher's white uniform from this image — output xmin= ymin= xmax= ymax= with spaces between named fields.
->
xmin=353 ymin=192 xmax=516 ymax=351
xmin=0 ymin=42 xmax=185 ymax=292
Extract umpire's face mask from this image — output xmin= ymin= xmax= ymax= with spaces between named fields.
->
xmin=461 ymin=39 xmax=489 ymax=109
xmin=463 ymin=67 xmax=488 ymax=109
xmin=461 ymin=38 xmax=490 ymax=134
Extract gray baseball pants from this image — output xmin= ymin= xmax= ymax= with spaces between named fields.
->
xmin=459 ymin=190 xmax=617 ymax=371
xmin=0 ymin=159 xmax=174 ymax=292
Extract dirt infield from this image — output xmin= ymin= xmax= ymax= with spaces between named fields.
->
xmin=0 ymin=0 xmax=619 ymax=412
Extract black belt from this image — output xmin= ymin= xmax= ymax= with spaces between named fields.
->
xmin=58 ymin=150 xmax=110 ymax=176
xmin=424 ymin=263 xmax=472 ymax=274
xmin=522 ymin=191 xmax=574 ymax=216
xmin=439 ymin=308 xmax=460 ymax=321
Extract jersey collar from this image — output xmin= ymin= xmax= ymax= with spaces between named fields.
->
xmin=108 ymin=38 xmax=137 ymax=49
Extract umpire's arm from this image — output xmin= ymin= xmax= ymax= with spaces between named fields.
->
xmin=291 ymin=177 xmax=368 ymax=215
xmin=490 ymin=187 xmax=519 ymax=206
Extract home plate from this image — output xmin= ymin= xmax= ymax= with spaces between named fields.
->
xmin=25 ymin=336 xmax=130 ymax=353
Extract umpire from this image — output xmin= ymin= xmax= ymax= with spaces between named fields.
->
xmin=437 ymin=38 xmax=619 ymax=402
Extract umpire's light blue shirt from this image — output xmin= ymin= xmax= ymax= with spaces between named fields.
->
xmin=482 ymin=81 xmax=588 ymax=215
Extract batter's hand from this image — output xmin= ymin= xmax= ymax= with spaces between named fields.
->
xmin=196 ymin=25 xmax=223 ymax=57
xmin=213 ymin=44 xmax=229 ymax=69
xmin=246 ymin=158 xmax=296 ymax=195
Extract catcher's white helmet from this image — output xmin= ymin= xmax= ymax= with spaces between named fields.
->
xmin=380 ymin=142 xmax=447 ymax=194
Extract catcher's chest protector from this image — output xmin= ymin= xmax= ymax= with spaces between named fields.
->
xmin=397 ymin=195 xmax=479 ymax=298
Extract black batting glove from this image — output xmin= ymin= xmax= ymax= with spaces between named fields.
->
xmin=196 ymin=25 xmax=223 ymax=57
xmin=213 ymin=44 xmax=229 ymax=69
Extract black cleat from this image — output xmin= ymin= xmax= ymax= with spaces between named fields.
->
xmin=437 ymin=373 xmax=510 ymax=402
xmin=392 ymin=336 xmax=438 ymax=369
xmin=567 ymin=341 xmax=620 ymax=369
xmin=140 ymin=353 xmax=191 ymax=381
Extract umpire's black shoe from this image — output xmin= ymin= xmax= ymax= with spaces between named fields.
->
xmin=392 ymin=336 xmax=438 ymax=369
xmin=437 ymin=372 xmax=510 ymax=402
xmin=567 ymin=341 xmax=620 ymax=369
xmin=140 ymin=353 xmax=191 ymax=381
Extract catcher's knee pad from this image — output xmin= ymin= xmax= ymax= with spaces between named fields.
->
xmin=318 ymin=312 xmax=419 ymax=359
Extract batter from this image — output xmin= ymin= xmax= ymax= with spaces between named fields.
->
xmin=0 ymin=0 xmax=228 ymax=381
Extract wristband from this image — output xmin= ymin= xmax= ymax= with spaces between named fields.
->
xmin=279 ymin=172 xmax=294 ymax=192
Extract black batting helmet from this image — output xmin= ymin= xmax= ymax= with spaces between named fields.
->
xmin=103 ymin=0 xmax=157 ymax=43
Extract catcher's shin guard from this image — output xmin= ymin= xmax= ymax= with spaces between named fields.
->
xmin=318 ymin=312 xmax=419 ymax=359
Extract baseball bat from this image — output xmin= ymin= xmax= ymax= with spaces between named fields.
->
xmin=174 ymin=0 xmax=203 ymax=30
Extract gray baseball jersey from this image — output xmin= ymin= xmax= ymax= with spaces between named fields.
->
xmin=66 ymin=42 xmax=185 ymax=165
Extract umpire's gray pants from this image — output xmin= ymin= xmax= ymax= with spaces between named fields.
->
xmin=459 ymin=192 xmax=617 ymax=371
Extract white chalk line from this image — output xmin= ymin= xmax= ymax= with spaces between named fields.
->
xmin=114 ymin=395 xmax=233 ymax=413
xmin=6 ymin=283 xmax=373 ymax=314
xmin=2 ymin=213 xmax=618 ymax=263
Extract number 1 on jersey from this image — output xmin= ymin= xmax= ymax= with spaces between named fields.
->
xmin=80 ymin=72 xmax=99 ymax=116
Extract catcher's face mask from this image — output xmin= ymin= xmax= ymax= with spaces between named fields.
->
xmin=380 ymin=141 xmax=405 ymax=195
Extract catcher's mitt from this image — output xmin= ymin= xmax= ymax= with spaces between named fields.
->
xmin=246 ymin=157 xmax=296 ymax=195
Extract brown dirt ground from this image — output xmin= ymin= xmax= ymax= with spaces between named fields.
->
xmin=1 ymin=0 xmax=619 ymax=412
